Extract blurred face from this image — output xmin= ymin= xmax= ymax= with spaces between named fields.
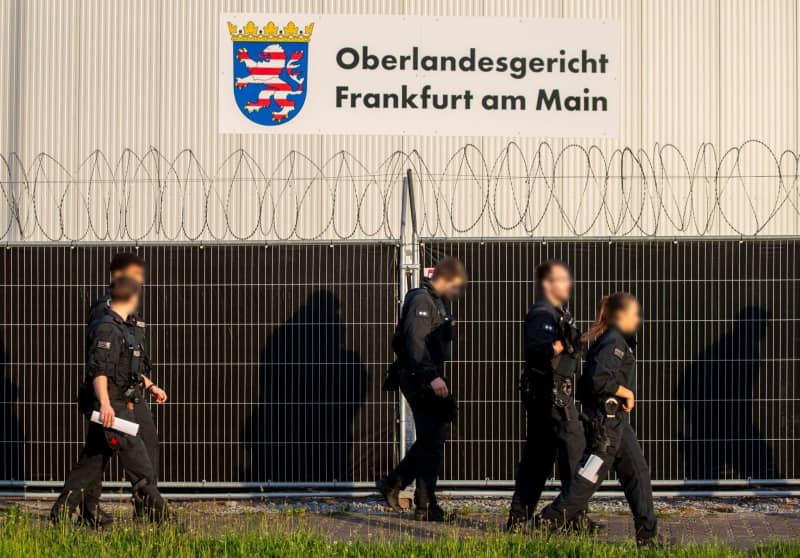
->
xmin=126 ymin=290 xmax=142 ymax=312
xmin=614 ymin=299 xmax=641 ymax=334
xmin=112 ymin=264 xmax=146 ymax=286
xmin=433 ymin=275 xmax=467 ymax=300
xmin=110 ymin=287 xmax=141 ymax=316
xmin=542 ymin=265 xmax=572 ymax=304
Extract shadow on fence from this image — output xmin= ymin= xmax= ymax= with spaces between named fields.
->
xmin=678 ymin=306 xmax=780 ymax=480
xmin=239 ymin=290 xmax=368 ymax=483
xmin=0 ymin=340 xmax=24 ymax=481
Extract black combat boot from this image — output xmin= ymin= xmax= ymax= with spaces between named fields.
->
xmin=533 ymin=509 xmax=572 ymax=534
xmin=375 ymin=476 xmax=403 ymax=513
xmin=49 ymin=504 xmax=72 ymax=526
xmin=637 ymin=536 xmax=656 ymax=548
xmin=505 ymin=502 xmax=529 ymax=533
xmin=414 ymin=504 xmax=455 ymax=523
xmin=133 ymin=495 xmax=146 ymax=520
xmin=636 ymin=534 xmax=666 ymax=549
xmin=78 ymin=505 xmax=114 ymax=529
xmin=567 ymin=510 xmax=604 ymax=534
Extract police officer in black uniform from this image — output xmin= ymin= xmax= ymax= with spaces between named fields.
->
xmin=377 ymin=257 xmax=468 ymax=521
xmin=508 ymin=260 xmax=595 ymax=531
xmin=51 ymin=277 xmax=166 ymax=524
xmin=539 ymin=292 xmax=658 ymax=547
xmin=77 ymin=253 xmax=167 ymax=526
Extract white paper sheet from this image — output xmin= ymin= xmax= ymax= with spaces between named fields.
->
xmin=577 ymin=454 xmax=604 ymax=484
xmin=90 ymin=411 xmax=140 ymax=437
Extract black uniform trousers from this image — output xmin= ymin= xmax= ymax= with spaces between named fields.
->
xmin=52 ymin=400 xmax=164 ymax=519
xmin=387 ymin=372 xmax=451 ymax=509
xmin=79 ymin=401 xmax=160 ymax=514
xmin=388 ymin=403 xmax=449 ymax=509
xmin=510 ymin=392 xmax=585 ymax=519
xmin=541 ymin=416 xmax=657 ymax=540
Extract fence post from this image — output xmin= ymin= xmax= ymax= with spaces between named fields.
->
xmin=397 ymin=170 xmax=419 ymax=459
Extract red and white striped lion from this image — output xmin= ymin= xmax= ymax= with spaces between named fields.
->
xmin=235 ymin=44 xmax=305 ymax=122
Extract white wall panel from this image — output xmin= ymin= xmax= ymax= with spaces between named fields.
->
xmin=1 ymin=0 xmax=798 ymax=240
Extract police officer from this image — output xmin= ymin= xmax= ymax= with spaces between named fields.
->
xmin=539 ymin=292 xmax=658 ymax=547
xmin=377 ymin=257 xmax=468 ymax=521
xmin=78 ymin=253 xmax=167 ymax=526
xmin=507 ymin=260 xmax=595 ymax=532
xmin=51 ymin=277 xmax=166 ymax=524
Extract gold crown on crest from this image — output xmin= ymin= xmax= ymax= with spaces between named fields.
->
xmin=227 ymin=21 xmax=314 ymax=43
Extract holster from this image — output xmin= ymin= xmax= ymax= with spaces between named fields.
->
xmin=552 ymin=373 xmax=574 ymax=408
xmin=382 ymin=360 xmax=403 ymax=391
xmin=550 ymin=345 xmax=578 ymax=407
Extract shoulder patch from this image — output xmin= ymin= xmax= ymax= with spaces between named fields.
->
xmin=613 ymin=347 xmax=625 ymax=359
xmin=97 ymin=340 xmax=112 ymax=350
xmin=136 ymin=321 xmax=146 ymax=328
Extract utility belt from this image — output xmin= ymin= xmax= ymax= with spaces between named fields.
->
xmin=107 ymin=380 xmax=144 ymax=408
xmin=519 ymin=367 xmax=575 ymax=400
xmin=520 ymin=366 xmax=575 ymax=409
xmin=78 ymin=380 xmax=142 ymax=417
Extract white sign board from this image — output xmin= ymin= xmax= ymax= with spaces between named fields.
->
xmin=219 ymin=15 xmax=619 ymax=137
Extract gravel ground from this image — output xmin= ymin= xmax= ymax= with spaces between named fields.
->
xmin=5 ymin=494 xmax=800 ymax=519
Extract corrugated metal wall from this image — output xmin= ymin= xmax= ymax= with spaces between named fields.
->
xmin=2 ymin=0 xmax=799 ymax=240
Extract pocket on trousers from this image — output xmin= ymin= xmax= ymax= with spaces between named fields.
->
xmin=563 ymin=419 xmax=583 ymax=434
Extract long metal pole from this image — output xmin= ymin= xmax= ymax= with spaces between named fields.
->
xmin=401 ymin=170 xmax=420 ymax=458
xmin=396 ymin=171 xmax=420 ymax=462
xmin=397 ymin=176 xmax=409 ymax=459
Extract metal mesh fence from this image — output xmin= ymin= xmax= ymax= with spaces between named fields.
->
xmin=2 ymin=238 xmax=799 ymax=488
xmin=0 ymin=243 xmax=399 ymax=487
xmin=422 ymin=239 xmax=800 ymax=485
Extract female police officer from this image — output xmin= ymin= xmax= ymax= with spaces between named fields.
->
xmin=538 ymin=292 xmax=658 ymax=547
xmin=51 ymin=276 xmax=166 ymax=524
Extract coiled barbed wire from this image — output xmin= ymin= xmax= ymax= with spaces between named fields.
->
xmin=1 ymin=140 xmax=798 ymax=242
